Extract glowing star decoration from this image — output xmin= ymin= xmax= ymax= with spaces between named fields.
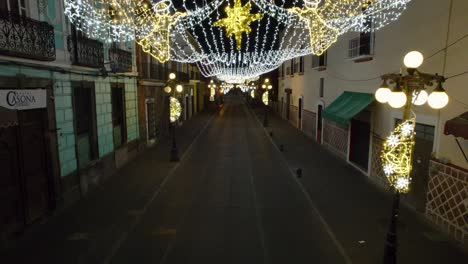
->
xmin=213 ymin=0 xmax=263 ymax=50
xmin=387 ymin=135 xmax=400 ymax=147
xmin=169 ymin=97 xmax=182 ymax=123
xmin=400 ymin=122 xmax=414 ymax=136
xmin=381 ymin=118 xmax=416 ymax=193
xmin=262 ymin=91 xmax=269 ymax=105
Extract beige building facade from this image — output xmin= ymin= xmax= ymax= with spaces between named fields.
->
xmin=277 ymin=0 xmax=468 ymax=245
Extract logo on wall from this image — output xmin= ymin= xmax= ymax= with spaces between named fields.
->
xmin=0 ymin=90 xmax=47 ymax=110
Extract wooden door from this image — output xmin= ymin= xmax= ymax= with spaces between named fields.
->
xmin=17 ymin=109 xmax=50 ymax=223
xmin=349 ymin=118 xmax=371 ymax=171
xmin=0 ymin=124 xmax=23 ymax=236
xmin=316 ymin=105 xmax=323 ymax=143
xmin=298 ymin=98 xmax=303 ymax=130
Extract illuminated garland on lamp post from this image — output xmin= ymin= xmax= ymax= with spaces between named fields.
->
xmin=261 ymin=78 xmax=272 ymax=127
xmin=164 ymin=73 xmax=183 ymax=162
xmin=208 ymin=80 xmax=217 ymax=102
xmin=376 ymin=51 xmax=449 ymax=264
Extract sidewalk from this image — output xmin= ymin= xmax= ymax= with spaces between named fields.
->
xmin=0 ymin=109 xmax=216 ymax=264
xmin=251 ymin=106 xmax=468 ymax=264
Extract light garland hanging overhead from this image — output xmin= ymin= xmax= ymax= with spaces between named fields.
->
xmin=172 ymin=0 xmax=411 ymax=83
xmin=176 ymin=0 xmax=311 ymax=83
xmin=63 ymin=0 xmax=135 ymax=43
xmin=64 ymin=0 xmax=412 ymax=82
xmin=381 ymin=118 xmax=416 ymax=193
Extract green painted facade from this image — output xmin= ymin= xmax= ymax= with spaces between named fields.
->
xmin=0 ymin=65 xmax=138 ymax=177
xmin=0 ymin=0 xmax=138 ymax=177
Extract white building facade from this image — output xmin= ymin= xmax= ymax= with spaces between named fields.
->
xmin=276 ymin=0 xmax=468 ymax=245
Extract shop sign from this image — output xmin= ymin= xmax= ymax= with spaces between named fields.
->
xmin=0 ymin=90 xmax=46 ymax=110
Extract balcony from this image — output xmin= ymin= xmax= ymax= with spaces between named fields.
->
xmin=138 ymin=63 xmax=191 ymax=83
xmin=0 ymin=11 xmax=55 ymax=61
xmin=67 ymin=35 xmax=104 ymax=68
xmin=109 ymin=45 xmax=132 ymax=72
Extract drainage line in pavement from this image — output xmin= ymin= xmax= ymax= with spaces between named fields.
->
xmin=248 ymin=106 xmax=353 ymax=264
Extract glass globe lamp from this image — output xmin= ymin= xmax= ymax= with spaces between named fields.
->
xmin=176 ymin=84 xmax=183 ymax=93
xmin=375 ymin=87 xmax=392 ymax=103
xmin=164 ymin=86 xmax=172 ymax=93
xmin=388 ymin=89 xmax=407 ymax=108
xmin=428 ymin=84 xmax=449 ymax=109
xmin=412 ymin=90 xmax=428 ymax=106
xmin=404 ymin=51 xmax=424 ymax=68
xmin=169 ymin=73 xmax=176 ymax=80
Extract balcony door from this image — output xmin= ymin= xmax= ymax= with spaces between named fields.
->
xmin=1 ymin=0 xmax=27 ymax=16
xmin=111 ymin=83 xmax=127 ymax=148
xmin=73 ymin=82 xmax=98 ymax=168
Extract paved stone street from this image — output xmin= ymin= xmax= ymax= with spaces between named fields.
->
xmin=1 ymin=96 xmax=467 ymax=264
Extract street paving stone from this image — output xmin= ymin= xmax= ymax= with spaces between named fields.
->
xmin=1 ymin=96 xmax=467 ymax=264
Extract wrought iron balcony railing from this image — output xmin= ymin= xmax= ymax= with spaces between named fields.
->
xmin=109 ymin=45 xmax=132 ymax=72
xmin=67 ymin=35 xmax=104 ymax=68
xmin=138 ymin=63 xmax=191 ymax=84
xmin=0 ymin=11 xmax=55 ymax=61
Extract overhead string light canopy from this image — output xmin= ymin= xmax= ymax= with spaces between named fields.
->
xmin=64 ymin=0 xmax=412 ymax=83
xmin=167 ymin=0 xmax=312 ymax=83
xmin=172 ymin=0 xmax=411 ymax=83
xmin=63 ymin=0 xmax=136 ymax=43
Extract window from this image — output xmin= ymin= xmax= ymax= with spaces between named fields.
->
xmin=348 ymin=8 xmax=374 ymax=59
xmin=111 ymin=83 xmax=126 ymax=148
xmin=286 ymin=66 xmax=290 ymax=75
xmin=299 ymin=56 xmax=304 ymax=74
xmin=0 ymin=0 xmax=27 ymax=16
xmin=312 ymin=51 xmax=327 ymax=69
xmin=294 ymin=58 xmax=299 ymax=74
xmin=281 ymin=64 xmax=285 ymax=78
xmin=319 ymin=78 xmax=324 ymax=98
xmin=395 ymin=119 xmax=434 ymax=141
xmin=73 ymin=82 xmax=98 ymax=168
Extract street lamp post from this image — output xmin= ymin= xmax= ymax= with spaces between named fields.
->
xmin=165 ymin=73 xmax=183 ymax=162
xmin=262 ymin=78 xmax=272 ymax=127
xmin=376 ymin=51 xmax=449 ymax=264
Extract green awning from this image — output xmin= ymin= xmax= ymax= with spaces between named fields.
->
xmin=323 ymin=91 xmax=374 ymax=127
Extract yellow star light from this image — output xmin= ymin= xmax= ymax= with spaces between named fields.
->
xmin=213 ymin=0 xmax=263 ymax=50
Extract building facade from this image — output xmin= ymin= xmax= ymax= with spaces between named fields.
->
xmin=136 ymin=45 xmax=207 ymax=149
xmin=276 ymin=0 xmax=468 ymax=244
xmin=0 ymin=0 xmax=139 ymax=240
